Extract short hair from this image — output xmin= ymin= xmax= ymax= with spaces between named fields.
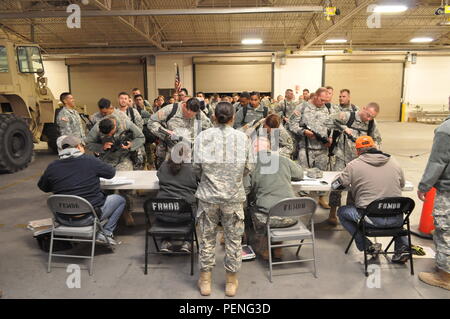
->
xmin=309 ymin=93 xmax=316 ymax=100
xmin=97 ymin=98 xmax=111 ymax=109
xmin=240 ymin=91 xmax=250 ymax=99
xmin=303 ymin=89 xmax=310 ymax=93
xmin=60 ymin=92 xmax=71 ymax=104
xmin=133 ymin=94 xmax=144 ymax=100
xmin=250 ymin=91 xmax=260 ymax=98
xmin=264 ymin=114 xmax=281 ymax=129
xmin=340 ymin=89 xmax=350 ymax=95
xmin=285 ymin=89 xmax=294 ymax=93
xmin=232 ymin=93 xmax=240 ymax=97
xmin=325 ymin=86 xmax=334 ymax=90
xmin=132 ymin=88 xmax=139 ymax=91
xmin=196 ymin=91 xmax=204 ymax=96
xmin=180 ymin=88 xmax=188 ymax=95
xmin=186 ymin=97 xmax=200 ymax=112
xmin=118 ymin=91 xmax=130 ymax=98
xmin=315 ymin=87 xmax=328 ymax=96
xmin=215 ymin=102 xmax=234 ymax=124
xmin=366 ymin=102 xmax=380 ymax=113
xmin=99 ymin=118 xmax=115 ymax=135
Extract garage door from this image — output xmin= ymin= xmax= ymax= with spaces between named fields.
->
xmin=68 ymin=58 xmax=145 ymax=115
xmin=194 ymin=57 xmax=272 ymax=94
xmin=325 ymin=61 xmax=404 ymax=121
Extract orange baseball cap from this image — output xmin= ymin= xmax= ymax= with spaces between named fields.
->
xmin=355 ymin=136 xmax=375 ymax=149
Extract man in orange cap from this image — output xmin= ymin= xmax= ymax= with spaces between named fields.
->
xmin=331 ymin=136 xmax=410 ymax=262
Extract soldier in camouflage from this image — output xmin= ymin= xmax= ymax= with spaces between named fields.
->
xmin=338 ymin=89 xmax=359 ymax=112
xmin=418 ymin=115 xmax=450 ymax=291
xmin=148 ymin=98 xmax=212 ymax=168
xmin=326 ymin=103 xmax=382 ymax=225
xmin=135 ymin=94 xmax=156 ymax=170
xmin=233 ymin=92 xmax=269 ymax=130
xmin=193 ymin=102 xmax=254 ymax=297
xmin=56 ymin=92 xmax=86 ymax=141
xmin=274 ymin=89 xmax=300 ymax=127
xmin=289 ymin=87 xmax=338 ymax=208
xmin=90 ymin=98 xmax=128 ymax=131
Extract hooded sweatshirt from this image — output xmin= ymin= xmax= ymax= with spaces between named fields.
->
xmin=332 ymin=149 xmax=405 ymax=209
xmin=418 ymin=116 xmax=450 ymax=192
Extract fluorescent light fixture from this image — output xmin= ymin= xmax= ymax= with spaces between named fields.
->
xmin=241 ymin=38 xmax=263 ymax=45
xmin=373 ymin=5 xmax=408 ymax=13
xmin=410 ymin=37 xmax=434 ymax=43
xmin=325 ymin=39 xmax=347 ymax=44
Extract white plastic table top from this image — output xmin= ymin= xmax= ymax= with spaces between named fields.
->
xmin=101 ymin=170 xmax=414 ymax=192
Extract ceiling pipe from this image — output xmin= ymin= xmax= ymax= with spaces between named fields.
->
xmin=0 ymin=6 xmax=323 ymax=19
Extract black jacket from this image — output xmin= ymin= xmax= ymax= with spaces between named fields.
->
xmin=38 ymin=154 xmax=115 ymax=208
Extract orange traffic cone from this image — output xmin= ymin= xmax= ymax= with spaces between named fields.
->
xmin=416 ymin=187 xmax=436 ymax=239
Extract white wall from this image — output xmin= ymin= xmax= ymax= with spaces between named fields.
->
xmin=274 ymin=57 xmax=323 ymax=98
xmin=42 ymin=59 xmax=69 ymax=98
xmin=404 ymin=56 xmax=450 ymax=111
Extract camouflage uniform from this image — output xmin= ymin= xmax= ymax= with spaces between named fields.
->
xmin=193 ymin=125 xmax=254 ymax=273
xmin=121 ymin=107 xmax=145 ymax=170
xmin=233 ymin=104 xmax=268 ymax=130
xmin=148 ymin=103 xmax=212 ymax=168
xmin=56 ymin=106 xmax=86 ymax=141
xmin=90 ymin=109 xmax=128 ymax=129
xmin=338 ymin=103 xmax=359 ymax=113
xmin=276 ymin=125 xmax=294 ymax=159
xmin=432 ymin=191 xmax=450 ymax=272
xmin=137 ymin=107 xmax=156 ymax=169
xmin=327 ymin=111 xmax=382 ymax=207
xmin=274 ymin=99 xmax=300 ymax=126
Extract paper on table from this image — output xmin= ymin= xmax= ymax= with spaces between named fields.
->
xmin=292 ymin=180 xmax=325 ymax=186
xmin=100 ymin=176 xmax=134 ymax=186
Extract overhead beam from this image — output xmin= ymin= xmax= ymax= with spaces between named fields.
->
xmin=0 ymin=6 xmax=324 ymax=19
xmin=298 ymin=0 xmax=376 ymax=52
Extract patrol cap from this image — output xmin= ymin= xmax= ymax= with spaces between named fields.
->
xmin=56 ymin=135 xmax=82 ymax=154
xmin=355 ymin=136 xmax=375 ymax=149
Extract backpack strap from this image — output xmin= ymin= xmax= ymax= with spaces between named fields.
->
xmin=368 ymin=119 xmax=374 ymax=137
xmin=346 ymin=111 xmax=356 ymax=128
xmin=263 ymin=106 xmax=268 ymax=118
xmin=128 ymin=107 xmax=136 ymax=124
xmin=241 ymin=105 xmax=248 ymax=125
xmin=166 ymin=103 xmax=179 ymax=124
xmin=325 ymin=103 xmax=331 ymax=114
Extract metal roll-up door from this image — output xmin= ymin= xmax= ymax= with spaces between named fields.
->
xmin=67 ymin=58 xmax=145 ymax=114
xmin=325 ymin=57 xmax=404 ymax=121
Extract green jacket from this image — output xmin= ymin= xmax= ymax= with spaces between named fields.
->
xmin=246 ymin=151 xmax=303 ymax=213
xmin=418 ymin=116 xmax=450 ymax=192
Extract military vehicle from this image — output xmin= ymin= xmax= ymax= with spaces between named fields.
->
xmin=0 ymin=40 xmax=59 ymax=173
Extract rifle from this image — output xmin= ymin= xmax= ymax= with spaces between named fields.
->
xmin=158 ymin=127 xmax=184 ymax=148
xmin=301 ymin=124 xmax=329 ymax=145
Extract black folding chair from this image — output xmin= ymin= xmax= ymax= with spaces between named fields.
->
xmin=143 ymin=198 xmax=199 ymax=275
xmin=344 ymin=197 xmax=416 ymax=277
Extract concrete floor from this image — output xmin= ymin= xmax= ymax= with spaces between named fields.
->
xmin=0 ymin=122 xmax=448 ymax=299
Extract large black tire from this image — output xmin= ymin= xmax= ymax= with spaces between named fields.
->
xmin=42 ymin=123 xmax=60 ymax=154
xmin=0 ymin=114 xmax=34 ymax=173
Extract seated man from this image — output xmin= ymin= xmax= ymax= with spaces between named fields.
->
xmin=156 ymin=146 xmax=199 ymax=253
xmin=37 ymin=135 xmax=125 ymax=245
xmin=331 ymin=136 xmax=409 ymax=263
xmin=246 ymin=136 xmax=304 ymax=259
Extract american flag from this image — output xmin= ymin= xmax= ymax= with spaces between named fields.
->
xmin=174 ymin=63 xmax=181 ymax=94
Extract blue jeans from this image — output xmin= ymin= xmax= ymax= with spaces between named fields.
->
xmin=100 ymin=194 xmax=126 ymax=236
xmin=337 ymin=205 xmax=408 ymax=252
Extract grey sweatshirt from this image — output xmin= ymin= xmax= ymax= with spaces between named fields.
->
xmin=332 ymin=150 xmax=405 ymax=209
xmin=418 ymin=116 xmax=450 ymax=192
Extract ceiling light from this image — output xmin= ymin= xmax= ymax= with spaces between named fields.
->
xmin=410 ymin=37 xmax=434 ymax=43
xmin=372 ymin=5 xmax=408 ymax=13
xmin=325 ymin=39 xmax=347 ymax=44
xmin=242 ymin=38 xmax=263 ymax=45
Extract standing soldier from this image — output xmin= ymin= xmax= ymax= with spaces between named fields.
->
xmin=326 ymin=103 xmax=382 ymax=225
xmin=274 ymin=89 xmax=299 ymax=128
xmin=90 ymin=98 xmax=128 ymax=130
xmin=338 ymin=89 xmax=359 ymax=112
xmin=289 ymin=87 xmax=336 ymax=208
xmin=56 ymin=92 xmax=86 ymax=141
xmin=233 ymin=91 xmax=269 ymax=130
xmin=194 ymin=102 xmax=254 ymax=297
xmin=417 ymin=115 xmax=450 ymax=291
xmin=135 ymin=94 xmax=155 ymax=170
xmin=148 ymin=97 xmax=212 ymax=168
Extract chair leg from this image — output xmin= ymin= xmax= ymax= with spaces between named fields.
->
xmin=47 ymin=229 xmax=55 ymax=273
xmin=295 ymin=239 xmax=305 ymax=256
xmin=89 ymin=231 xmax=96 ymax=276
xmin=407 ymin=222 xmax=414 ymax=275
xmin=362 ymin=232 xmax=368 ymax=277
xmin=190 ymin=234 xmax=194 ymax=276
xmin=144 ymin=229 xmax=149 ymax=275
xmin=268 ymin=230 xmax=273 ymax=283
xmin=312 ymin=238 xmax=318 ymax=278
xmin=194 ymin=228 xmax=199 ymax=251
xmin=384 ymin=237 xmax=394 ymax=253
xmin=152 ymin=236 xmax=159 ymax=252
xmin=344 ymin=232 xmax=357 ymax=254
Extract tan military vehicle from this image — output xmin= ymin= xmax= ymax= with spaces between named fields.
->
xmin=0 ymin=40 xmax=59 ymax=173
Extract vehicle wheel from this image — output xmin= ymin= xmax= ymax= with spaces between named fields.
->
xmin=43 ymin=123 xmax=59 ymax=154
xmin=0 ymin=114 xmax=34 ymax=173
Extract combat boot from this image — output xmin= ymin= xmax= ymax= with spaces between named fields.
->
xmin=318 ymin=196 xmax=330 ymax=209
xmin=198 ymin=271 xmax=212 ymax=296
xmin=419 ymin=268 xmax=450 ymax=291
xmin=225 ymin=272 xmax=239 ymax=297
xmin=327 ymin=206 xmax=338 ymax=226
